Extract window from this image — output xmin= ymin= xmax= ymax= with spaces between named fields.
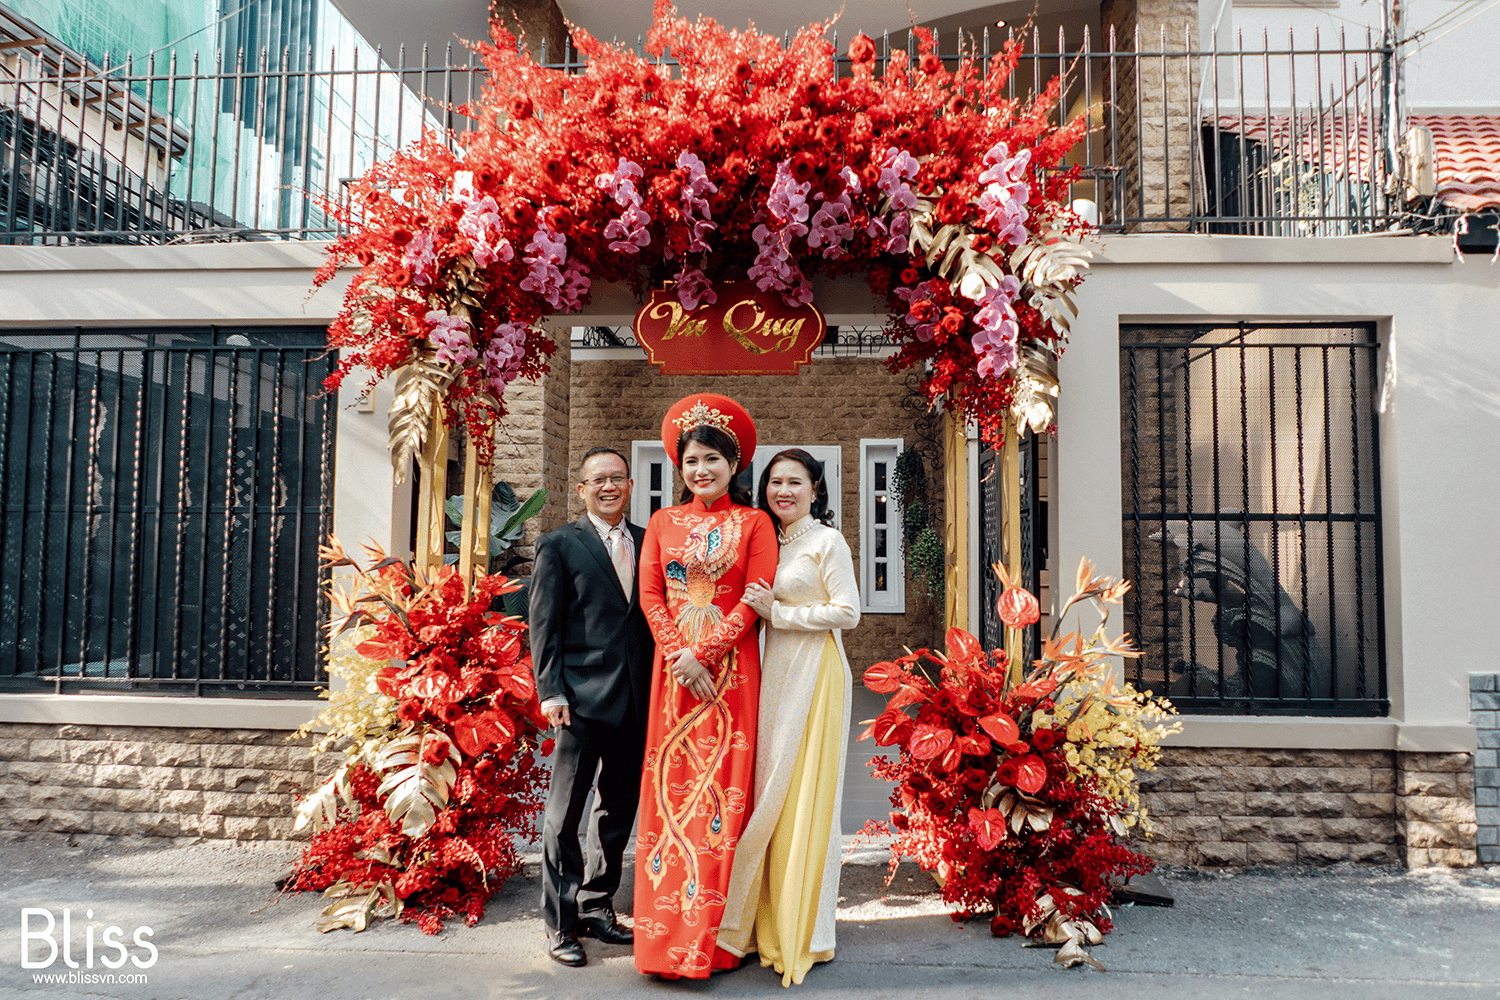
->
xmin=1120 ymin=323 xmax=1385 ymax=715
xmin=0 ymin=327 xmax=335 ymax=695
xmin=630 ymin=442 xmax=672 ymax=525
xmin=860 ymin=439 xmax=904 ymax=613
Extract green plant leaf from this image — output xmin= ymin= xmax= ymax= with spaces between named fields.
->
xmin=496 ymin=487 xmax=546 ymax=545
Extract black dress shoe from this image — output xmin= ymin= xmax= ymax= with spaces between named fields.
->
xmin=576 ymin=908 xmax=634 ymax=945
xmin=547 ymin=930 xmax=587 ymax=967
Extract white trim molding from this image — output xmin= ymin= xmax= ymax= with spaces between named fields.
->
xmin=859 ymin=439 xmax=904 ymax=614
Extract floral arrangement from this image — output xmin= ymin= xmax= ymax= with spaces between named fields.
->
xmin=316 ymin=0 xmax=1094 ymax=468
xmin=285 ymin=539 xmax=551 ymax=934
xmin=861 ymin=559 xmax=1179 ymax=969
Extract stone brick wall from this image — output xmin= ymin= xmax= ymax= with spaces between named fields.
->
xmin=1139 ymin=746 xmax=1478 ymax=868
xmin=491 ymin=328 xmax=572 ymax=567
xmin=568 ymin=356 xmax=944 ymax=670
xmin=1474 ymin=672 xmax=1500 ymax=865
xmin=1100 ymin=0 xmax=1198 ymax=231
xmin=1399 ymin=751 xmax=1479 ymax=868
xmin=1139 ymin=747 xmax=1398 ymax=866
xmin=0 ymin=723 xmax=319 ymax=845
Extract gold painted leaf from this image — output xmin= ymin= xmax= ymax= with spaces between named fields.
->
xmin=293 ymin=763 xmax=352 ymax=833
xmin=373 ymin=731 xmax=460 ymax=838
xmin=387 ymin=359 xmax=457 ymax=485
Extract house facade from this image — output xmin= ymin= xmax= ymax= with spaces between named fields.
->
xmin=0 ymin=0 xmax=1496 ymax=867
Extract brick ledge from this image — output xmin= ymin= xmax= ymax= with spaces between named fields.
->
xmin=0 ymin=694 xmax=318 ymax=731
xmin=1171 ymin=716 xmax=1477 ymax=753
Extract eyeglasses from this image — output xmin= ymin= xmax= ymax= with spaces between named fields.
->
xmin=582 ymin=475 xmax=629 ymax=488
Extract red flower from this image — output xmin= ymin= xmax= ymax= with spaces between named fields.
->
xmin=908 ymin=723 xmax=954 ymax=760
xmin=920 ymin=53 xmax=944 ymax=75
xmin=355 ymin=249 xmax=375 ymax=267
xmin=945 ymin=627 xmax=983 ymax=664
xmin=1013 ymin=754 xmax=1049 ymax=794
xmin=1031 ymin=727 xmax=1062 ymax=751
xmin=733 ymin=61 xmax=752 ymax=81
xmin=939 ymin=308 xmax=966 ymax=336
xmin=977 ymin=712 xmax=1020 ymax=744
xmin=397 ymin=701 xmax=424 ymax=723
xmin=996 ymin=759 xmax=1021 ymax=785
xmin=900 ymin=267 xmax=920 ymax=284
xmin=863 ymin=661 xmax=902 ymax=694
xmin=968 ymin=806 xmax=1007 ymax=850
xmin=848 ymin=34 xmax=877 ymax=65
xmin=390 ymin=228 xmax=413 ymax=247
xmin=389 ymin=267 xmax=413 ymax=288
xmin=509 ymin=95 xmax=533 ymax=119
xmin=969 ymin=232 xmax=993 ymax=254
xmin=909 ymin=299 xmax=938 ymax=325
xmin=997 ymin=586 xmax=1041 ymax=628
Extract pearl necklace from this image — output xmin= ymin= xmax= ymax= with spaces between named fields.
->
xmin=780 ymin=516 xmax=816 ymax=544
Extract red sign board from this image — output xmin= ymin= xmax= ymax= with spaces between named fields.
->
xmin=632 ymin=281 xmax=827 ymax=374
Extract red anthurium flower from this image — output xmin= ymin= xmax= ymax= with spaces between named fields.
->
xmin=1013 ymin=754 xmax=1049 ymax=794
xmin=864 ymin=706 xmax=915 ymax=746
xmin=1012 ymin=675 xmax=1058 ymax=700
xmin=449 ymin=709 xmax=513 ymax=758
xmin=945 ymin=627 xmax=983 ymax=665
xmin=356 ymin=637 xmax=406 ymax=661
xmin=968 ymin=806 xmax=1007 ymax=850
xmin=863 ymin=661 xmax=903 ymax=693
xmin=935 ymin=743 xmax=964 ymax=772
xmin=494 ymin=661 xmax=534 ymax=700
xmin=977 ymin=712 xmax=1020 ymax=744
xmin=908 ymin=723 xmax=954 ymax=760
xmin=408 ymin=672 xmax=458 ymax=703
xmin=997 ymin=586 xmax=1041 ymax=629
xmin=955 ymin=733 xmax=991 ymax=756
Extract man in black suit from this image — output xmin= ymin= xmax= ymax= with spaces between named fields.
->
xmin=529 ymin=447 xmax=654 ymax=967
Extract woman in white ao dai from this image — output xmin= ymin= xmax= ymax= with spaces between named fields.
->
xmin=717 ymin=449 xmax=860 ymax=987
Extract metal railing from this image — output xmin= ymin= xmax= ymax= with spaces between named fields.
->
xmin=0 ymin=26 xmax=1403 ymax=244
xmin=0 ymin=327 xmax=335 ymax=694
xmin=1120 ymin=323 xmax=1386 ymax=716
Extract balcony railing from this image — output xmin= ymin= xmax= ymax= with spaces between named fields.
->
xmin=0 ymin=26 xmax=1406 ymax=246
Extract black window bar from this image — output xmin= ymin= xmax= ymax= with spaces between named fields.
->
xmin=1121 ymin=322 xmax=1386 ymax=716
xmin=0 ymin=326 xmax=334 ymax=696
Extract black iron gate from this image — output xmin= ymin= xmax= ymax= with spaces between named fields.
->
xmin=978 ymin=433 xmax=1044 ymax=664
xmin=1120 ymin=322 xmax=1386 ymax=715
xmin=0 ymin=327 xmax=334 ymax=694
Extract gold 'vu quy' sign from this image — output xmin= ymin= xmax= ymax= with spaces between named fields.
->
xmin=632 ymin=280 xmax=827 ymax=374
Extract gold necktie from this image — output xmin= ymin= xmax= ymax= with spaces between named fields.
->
xmin=607 ymin=525 xmax=633 ymax=594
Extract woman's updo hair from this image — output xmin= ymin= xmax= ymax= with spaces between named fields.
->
xmin=757 ymin=448 xmax=835 ymax=529
xmin=675 ymin=424 xmax=755 ymax=506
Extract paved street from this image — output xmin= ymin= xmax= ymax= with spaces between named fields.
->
xmin=2 ymin=837 xmax=1499 ymax=1000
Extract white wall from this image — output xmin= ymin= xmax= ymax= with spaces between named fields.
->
xmin=1059 ymin=234 xmax=1495 ymax=751
xmin=1226 ymin=0 xmax=1500 ymax=111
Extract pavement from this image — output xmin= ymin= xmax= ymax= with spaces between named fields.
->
xmin=3 ymin=837 xmax=1500 ymax=1000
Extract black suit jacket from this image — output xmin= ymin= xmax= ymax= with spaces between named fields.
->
xmin=528 ymin=517 xmax=653 ymax=729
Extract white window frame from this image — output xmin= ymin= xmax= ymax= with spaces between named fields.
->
xmin=630 ymin=441 xmax=673 ymax=526
xmin=860 ymin=439 xmax=905 ymax=613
